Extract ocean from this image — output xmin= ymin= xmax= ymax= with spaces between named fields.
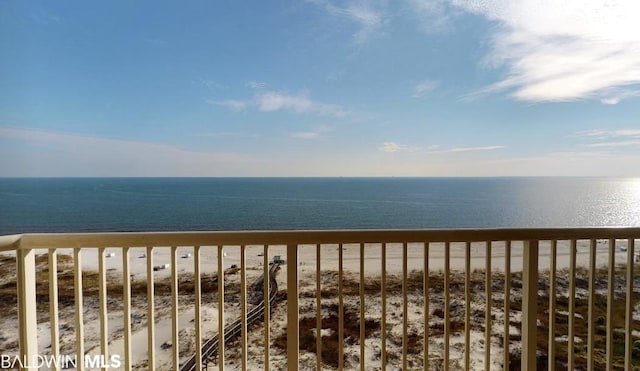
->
xmin=1 ymin=177 xmax=639 ymax=234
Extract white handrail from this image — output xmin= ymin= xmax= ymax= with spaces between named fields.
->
xmin=0 ymin=234 xmax=21 ymax=251
xmin=3 ymin=227 xmax=639 ymax=250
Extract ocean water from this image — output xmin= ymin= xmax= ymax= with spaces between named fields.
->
xmin=1 ymin=177 xmax=639 ymax=234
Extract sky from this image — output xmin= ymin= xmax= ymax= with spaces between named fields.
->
xmin=1 ymin=0 xmax=639 ymax=177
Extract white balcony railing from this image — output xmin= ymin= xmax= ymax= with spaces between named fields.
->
xmin=1 ymin=228 xmax=639 ymax=370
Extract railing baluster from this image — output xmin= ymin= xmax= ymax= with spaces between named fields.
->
xmin=17 ymin=247 xmax=38 ymax=369
xmin=504 ymin=240 xmax=511 ymax=370
xmin=10 ymin=230 xmax=640 ymax=371
xmin=74 ymin=248 xmax=85 ymax=371
xmin=170 ymin=246 xmax=178 ymax=370
xmin=606 ymin=239 xmax=615 ymax=370
xmin=218 ymin=245 xmax=225 ymax=370
xmin=403 ymin=242 xmax=409 ymax=371
xmin=48 ymin=248 xmax=61 ymax=371
xmin=485 ymin=241 xmax=491 ymax=371
xmin=316 ymin=244 xmax=321 ymax=371
xmin=587 ymin=239 xmax=596 ymax=371
xmin=444 ymin=242 xmax=450 ymax=371
xmin=286 ymin=243 xmax=299 ymax=371
xmin=264 ymin=245 xmax=271 ymax=371
xmin=360 ymin=243 xmax=365 ymax=371
xmin=381 ymin=243 xmax=387 ymax=371
xmin=123 ymin=247 xmax=132 ymax=370
xmin=625 ymin=238 xmax=635 ymax=370
xmin=240 ymin=245 xmax=247 ymax=371
xmin=549 ymin=240 xmax=557 ymax=371
xmin=98 ymin=248 xmax=109 ymax=371
xmin=568 ymin=240 xmax=577 ymax=370
xmin=338 ymin=243 xmax=344 ymax=371
xmin=522 ymin=240 xmax=539 ymax=371
xmin=424 ymin=242 xmax=430 ymax=371
xmin=147 ymin=247 xmax=156 ymax=371
xmin=194 ymin=246 xmax=203 ymax=371
xmin=465 ymin=242 xmax=471 ymax=371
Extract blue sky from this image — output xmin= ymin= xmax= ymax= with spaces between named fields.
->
xmin=1 ymin=0 xmax=639 ymax=176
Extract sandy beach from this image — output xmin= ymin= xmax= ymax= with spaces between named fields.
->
xmin=33 ymin=239 xmax=636 ymax=279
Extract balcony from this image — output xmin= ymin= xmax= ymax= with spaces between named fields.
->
xmin=1 ymin=228 xmax=639 ymax=370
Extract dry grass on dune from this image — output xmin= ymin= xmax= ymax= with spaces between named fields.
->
xmin=288 ymin=267 xmax=640 ymax=370
xmin=0 ymin=253 xmax=226 ymax=320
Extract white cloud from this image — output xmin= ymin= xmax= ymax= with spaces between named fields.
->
xmin=601 ymin=97 xmax=620 ymax=105
xmin=447 ymin=145 xmax=504 ymax=153
xmin=425 ymin=144 xmax=504 ymax=153
xmin=30 ymin=9 xmax=62 ymax=25
xmin=453 ymin=0 xmax=640 ymax=103
xmin=309 ymin=0 xmax=385 ymax=43
xmin=256 ymin=92 xmax=348 ymax=117
xmin=577 ymin=129 xmax=640 ymax=149
xmin=246 ymin=81 xmax=268 ymax=90
xmin=598 ymin=89 xmax=640 ymax=105
xmin=207 ymin=99 xmax=248 ymax=111
xmin=210 ymin=91 xmax=348 ymax=117
xmin=408 ymin=0 xmax=455 ymax=32
xmin=0 ymin=127 xmax=254 ymax=176
xmin=257 ymin=92 xmax=313 ymax=112
xmin=379 ymin=142 xmax=418 ymax=153
xmin=577 ymin=129 xmax=640 ymax=139
xmin=412 ymin=80 xmax=439 ymax=98
xmin=290 ymin=125 xmax=333 ymax=140
xmin=380 ymin=143 xmax=502 ymax=154
xmin=291 ymin=132 xmax=320 ymax=139
xmin=196 ymin=132 xmax=260 ymax=139
xmin=142 ymin=37 xmax=166 ymax=47
xmin=196 ymin=78 xmax=225 ymax=90
xmin=587 ymin=140 xmax=640 ymax=148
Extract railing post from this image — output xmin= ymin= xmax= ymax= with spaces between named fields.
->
xmin=74 ymin=248 xmax=84 ymax=371
xmin=522 ymin=240 xmax=539 ymax=371
xmin=16 ymin=247 xmax=38 ymax=370
xmin=286 ymin=244 xmax=299 ymax=371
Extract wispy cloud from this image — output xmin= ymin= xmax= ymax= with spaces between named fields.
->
xmin=309 ymin=0 xmax=385 ymax=43
xmin=30 ymin=8 xmax=62 ymax=25
xmin=407 ymin=0 xmax=455 ymax=33
xmin=0 ymin=127 xmax=255 ymax=176
xmin=598 ymin=89 xmax=640 ymax=105
xmin=196 ymin=78 xmax=225 ymax=90
xmin=587 ymin=140 xmax=640 ymax=148
xmin=379 ymin=142 xmax=418 ymax=153
xmin=379 ymin=142 xmax=503 ymax=154
xmin=412 ymin=80 xmax=439 ymax=98
xmin=290 ymin=126 xmax=333 ymax=140
xmin=453 ymin=0 xmax=640 ymax=104
xmin=291 ymin=132 xmax=321 ymax=139
xmin=196 ymin=132 xmax=260 ymax=139
xmin=142 ymin=37 xmax=166 ymax=47
xmin=210 ymin=91 xmax=348 ymax=117
xmin=576 ymin=129 xmax=640 ymax=149
xmin=576 ymin=129 xmax=640 ymax=139
xmin=445 ymin=145 xmax=504 ymax=153
xmin=207 ymin=99 xmax=249 ymax=111
xmin=246 ymin=81 xmax=268 ymax=90
xmin=256 ymin=92 xmax=348 ymax=117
